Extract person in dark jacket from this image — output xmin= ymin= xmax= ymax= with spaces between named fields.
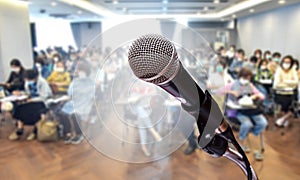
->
xmin=5 ymin=59 xmax=25 ymax=93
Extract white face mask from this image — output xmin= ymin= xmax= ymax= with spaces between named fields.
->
xmin=11 ymin=67 xmax=20 ymax=73
xmin=55 ymin=67 xmax=64 ymax=73
xmin=53 ymin=57 xmax=59 ymax=62
xmin=240 ymin=78 xmax=249 ymax=85
xmin=78 ymin=71 xmax=87 ymax=78
xmin=282 ymin=63 xmax=290 ymax=70
xmin=260 ymin=65 xmax=267 ymax=70
xmin=35 ymin=63 xmax=42 ymax=69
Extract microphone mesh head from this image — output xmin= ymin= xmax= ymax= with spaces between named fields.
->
xmin=128 ymin=34 xmax=179 ymax=85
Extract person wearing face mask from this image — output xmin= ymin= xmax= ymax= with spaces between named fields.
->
xmin=268 ymin=52 xmax=282 ymax=74
xmin=228 ymin=49 xmax=245 ymax=79
xmin=207 ymin=61 xmax=233 ymax=117
xmin=8 ymin=69 xmax=53 ymax=141
xmin=207 ymin=61 xmax=233 ymax=91
xmin=225 ymin=45 xmax=236 ymax=59
xmin=273 ymin=55 xmax=299 ymax=127
xmin=220 ymin=68 xmax=268 ymax=160
xmin=251 ymin=49 xmax=262 ymax=65
xmin=4 ymin=59 xmax=25 ymax=94
xmin=255 ymin=60 xmax=274 ymax=113
xmin=263 ymin=50 xmax=272 ymax=61
xmin=47 ymin=61 xmax=71 ymax=94
xmin=57 ymin=61 xmax=94 ymax=144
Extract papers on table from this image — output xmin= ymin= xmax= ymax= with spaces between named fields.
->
xmin=46 ymin=95 xmax=70 ymax=104
xmin=0 ymin=95 xmax=28 ymax=102
xmin=226 ymin=100 xmax=256 ymax=109
xmin=259 ymin=79 xmax=272 ymax=84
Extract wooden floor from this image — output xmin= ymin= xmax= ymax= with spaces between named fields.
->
xmin=0 ymin=115 xmax=300 ymax=180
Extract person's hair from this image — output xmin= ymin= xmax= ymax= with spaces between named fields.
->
xmin=238 ymin=68 xmax=253 ymax=78
xmin=77 ymin=61 xmax=91 ymax=76
xmin=230 ymin=45 xmax=236 ymax=49
xmin=236 ymin=49 xmax=245 ymax=56
xmin=263 ymin=50 xmax=271 ymax=57
xmin=280 ymin=55 xmax=294 ymax=70
xmin=10 ymin=59 xmax=22 ymax=67
xmin=254 ymin=49 xmax=262 ymax=56
xmin=258 ymin=59 xmax=268 ymax=68
xmin=52 ymin=53 xmax=62 ymax=61
xmin=272 ymin=52 xmax=281 ymax=58
xmin=35 ymin=57 xmax=45 ymax=66
xmin=24 ymin=69 xmax=39 ymax=80
xmin=218 ymin=57 xmax=227 ymax=69
xmin=250 ymin=56 xmax=257 ymax=63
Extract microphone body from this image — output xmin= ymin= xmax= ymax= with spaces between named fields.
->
xmin=159 ymin=63 xmax=228 ymax=156
xmin=128 ymin=34 xmax=257 ymax=180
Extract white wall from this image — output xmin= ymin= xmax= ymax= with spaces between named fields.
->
xmin=71 ymin=21 xmax=101 ymax=49
xmin=237 ymin=3 xmax=300 ymax=58
xmin=0 ymin=0 xmax=33 ymax=82
xmin=34 ymin=19 xmax=77 ymax=51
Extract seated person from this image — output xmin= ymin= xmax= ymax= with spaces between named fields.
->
xmin=9 ymin=69 xmax=53 ymax=141
xmin=228 ymin=49 xmax=245 ymax=79
xmin=222 ymin=68 xmax=268 ymax=160
xmin=47 ymin=61 xmax=71 ymax=94
xmin=273 ymin=55 xmax=299 ymax=127
xmin=4 ymin=59 xmax=25 ymax=94
xmin=34 ymin=57 xmax=51 ymax=79
xmin=57 ymin=61 xmax=94 ymax=144
xmin=255 ymin=59 xmax=273 ymax=111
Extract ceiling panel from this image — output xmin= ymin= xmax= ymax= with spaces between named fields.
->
xmin=25 ymin=0 xmax=300 ymax=22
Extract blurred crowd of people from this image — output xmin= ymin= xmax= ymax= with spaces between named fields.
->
xmin=0 ymin=43 xmax=299 ymax=160
xmin=183 ymin=45 xmax=300 ymax=160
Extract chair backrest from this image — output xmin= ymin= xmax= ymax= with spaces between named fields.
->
xmin=14 ymin=102 xmax=47 ymax=125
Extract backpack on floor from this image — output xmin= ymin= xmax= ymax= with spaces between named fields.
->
xmin=37 ymin=110 xmax=59 ymax=142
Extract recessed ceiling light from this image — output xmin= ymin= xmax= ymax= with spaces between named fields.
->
xmin=163 ymin=7 xmax=167 ymax=11
xmin=162 ymin=0 xmax=168 ymax=4
xmin=77 ymin=10 xmax=82 ymax=14
xmin=203 ymin=6 xmax=208 ymax=11
xmin=249 ymin=9 xmax=255 ymax=13
xmin=278 ymin=0 xmax=285 ymax=4
xmin=51 ymin=2 xmax=57 ymax=6
xmin=214 ymin=0 xmax=220 ymax=4
xmin=113 ymin=0 xmax=118 ymax=5
xmin=122 ymin=7 xmax=127 ymax=12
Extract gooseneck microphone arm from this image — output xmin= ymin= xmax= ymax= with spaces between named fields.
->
xmin=128 ymin=34 xmax=258 ymax=180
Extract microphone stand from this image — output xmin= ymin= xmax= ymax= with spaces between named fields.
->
xmin=182 ymin=90 xmax=258 ymax=180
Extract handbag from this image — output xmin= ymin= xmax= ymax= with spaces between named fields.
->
xmin=37 ymin=112 xmax=59 ymax=142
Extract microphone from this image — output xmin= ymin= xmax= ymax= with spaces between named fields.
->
xmin=128 ymin=34 xmax=257 ymax=180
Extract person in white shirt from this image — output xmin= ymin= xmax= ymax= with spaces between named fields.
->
xmin=273 ymin=55 xmax=299 ymax=127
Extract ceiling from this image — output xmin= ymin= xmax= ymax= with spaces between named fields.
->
xmin=25 ymin=0 xmax=300 ymax=22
